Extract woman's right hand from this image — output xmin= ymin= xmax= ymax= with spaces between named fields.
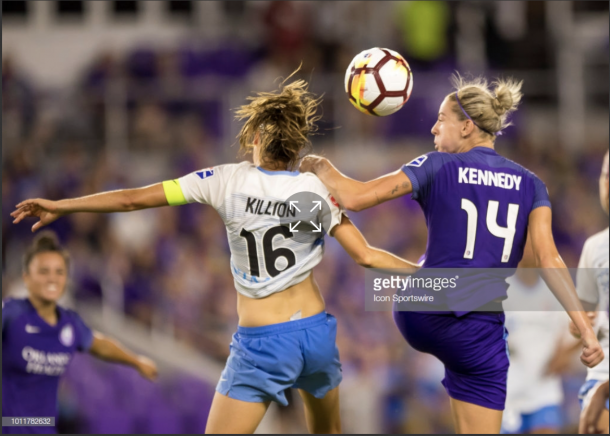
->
xmin=580 ymin=330 xmax=605 ymax=369
xmin=11 ymin=199 xmax=63 ymax=232
xmin=136 ymin=356 xmax=159 ymax=382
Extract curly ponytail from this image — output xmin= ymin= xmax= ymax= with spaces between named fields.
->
xmin=235 ymin=68 xmax=323 ymax=170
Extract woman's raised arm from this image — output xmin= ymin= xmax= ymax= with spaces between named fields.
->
xmin=300 ymin=155 xmax=412 ymax=212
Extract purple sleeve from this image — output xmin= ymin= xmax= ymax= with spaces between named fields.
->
xmin=70 ymin=311 xmax=94 ymax=352
xmin=532 ymin=176 xmax=552 ymax=211
xmin=401 ymin=152 xmax=450 ymax=203
xmin=2 ymin=300 xmax=21 ymax=338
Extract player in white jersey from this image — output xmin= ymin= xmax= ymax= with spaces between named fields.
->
xmin=502 ymin=240 xmax=577 ymax=434
xmin=11 ymin=73 xmax=419 ymax=434
xmin=570 ymin=151 xmax=609 ymax=434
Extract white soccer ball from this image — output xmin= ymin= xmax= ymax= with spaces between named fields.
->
xmin=344 ymin=48 xmax=413 ymax=117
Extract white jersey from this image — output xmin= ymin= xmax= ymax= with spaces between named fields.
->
xmin=576 ymin=228 xmax=609 ymax=381
xmin=166 ymin=162 xmax=345 ymax=299
xmin=504 ymin=275 xmax=569 ymax=414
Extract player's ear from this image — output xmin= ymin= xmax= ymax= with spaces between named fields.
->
xmin=462 ymin=119 xmax=475 ymax=138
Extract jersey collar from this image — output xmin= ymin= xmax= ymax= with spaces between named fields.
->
xmin=256 ymin=167 xmax=300 ymax=177
xmin=469 ymin=146 xmax=498 ymax=155
xmin=25 ymin=298 xmax=62 ymax=328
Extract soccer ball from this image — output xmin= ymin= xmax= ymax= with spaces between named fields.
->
xmin=344 ymin=48 xmax=413 ymax=117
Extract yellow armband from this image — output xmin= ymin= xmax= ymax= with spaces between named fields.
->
xmin=162 ymin=180 xmax=188 ymax=206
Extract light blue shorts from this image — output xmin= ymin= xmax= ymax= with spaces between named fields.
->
xmin=579 ymin=379 xmax=610 ymax=411
xmin=216 ymin=312 xmax=342 ymax=406
xmin=502 ymin=405 xmax=563 ymax=434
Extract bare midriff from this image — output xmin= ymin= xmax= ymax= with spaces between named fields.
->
xmin=237 ymin=273 xmax=326 ymax=327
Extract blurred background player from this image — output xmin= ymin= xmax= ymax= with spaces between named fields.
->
xmin=301 ymin=75 xmax=604 ymax=434
xmin=570 ymin=150 xmax=610 ymax=434
xmin=2 ymin=231 xmax=158 ymax=435
xmin=11 ymin=74 xmax=419 ymax=434
xmin=502 ymin=239 xmax=580 ymax=434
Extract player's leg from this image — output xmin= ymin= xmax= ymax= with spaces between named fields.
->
xmin=298 ymin=387 xmax=342 ymax=434
xmin=579 ymin=380 xmax=610 ymax=434
xmin=208 ymin=321 xmax=305 ymax=434
xmin=395 ymin=310 xmax=509 ymax=434
xmin=205 ymin=392 xmax=270 ymax=434
xmin=449 ymin=398 xmax=503 ymax=434
xmin=587 ymin=408 xmax=609 ymax=434
xmin=293 ymin=313 xmax=343 ymax=434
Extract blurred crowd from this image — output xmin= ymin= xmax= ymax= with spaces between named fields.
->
xmin=3 ymin=1 xmax=609 ymax=433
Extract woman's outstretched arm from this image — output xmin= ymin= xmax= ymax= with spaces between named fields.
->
xmin=89 ymin=332 xmax=158 ymax=381
xmin=11 ymin=184 xmax=168 ymax=232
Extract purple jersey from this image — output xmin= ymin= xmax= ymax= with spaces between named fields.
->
xmin=2 ymin=298 xmax=93 ymax=434
xmin=401 ymin=147 xmax=551 ymax=313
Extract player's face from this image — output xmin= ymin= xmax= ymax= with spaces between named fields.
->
xmin=23 ymin=252 xmax=68 ymax=304
xmin=431 ymin=97 xmax=464 ymax=153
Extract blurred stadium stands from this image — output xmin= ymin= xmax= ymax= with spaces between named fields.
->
xmin=2 ymin=1 xmax=608 ymax=433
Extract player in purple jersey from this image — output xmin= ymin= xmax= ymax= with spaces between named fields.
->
xmin=300 ymin=75 xmax=604 ymax=433
xmin=2 ymin=232 xmax=158 ymax=435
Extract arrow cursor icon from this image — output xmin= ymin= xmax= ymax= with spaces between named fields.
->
xmin=289 ymin=201 xmax=301 ymax=213
xmin=310 ymin=221 xmax=322 ymax=233
xmin=290 ymin=221 xmax=301 ymax=232
xmin=310 ymin=201 xmax=322 ymax=212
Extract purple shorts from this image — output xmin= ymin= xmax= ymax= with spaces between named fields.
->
xmin=393 ymin=310 xmax=509 ymax=411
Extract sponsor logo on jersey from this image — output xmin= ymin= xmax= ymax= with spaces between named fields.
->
xmin=406 ymin=155 xmax=428 ymax=168
xmin=458 ymin=167 xmax=523 ymax=191
xmin=196 ymin=168 xmax=215 ymax=180
xmin=25 ymin=324 xmax=40 ymax=334
xmin=22 ymin=346 xmax=71 ymax=376
xmin=59 ymin=324 xmax=75 ymax=347
xmin=330 ymin=196 xmax=339 ymax=208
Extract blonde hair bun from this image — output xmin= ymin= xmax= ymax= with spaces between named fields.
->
xmin=450 ymin=74 xmax=523 ymax=136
